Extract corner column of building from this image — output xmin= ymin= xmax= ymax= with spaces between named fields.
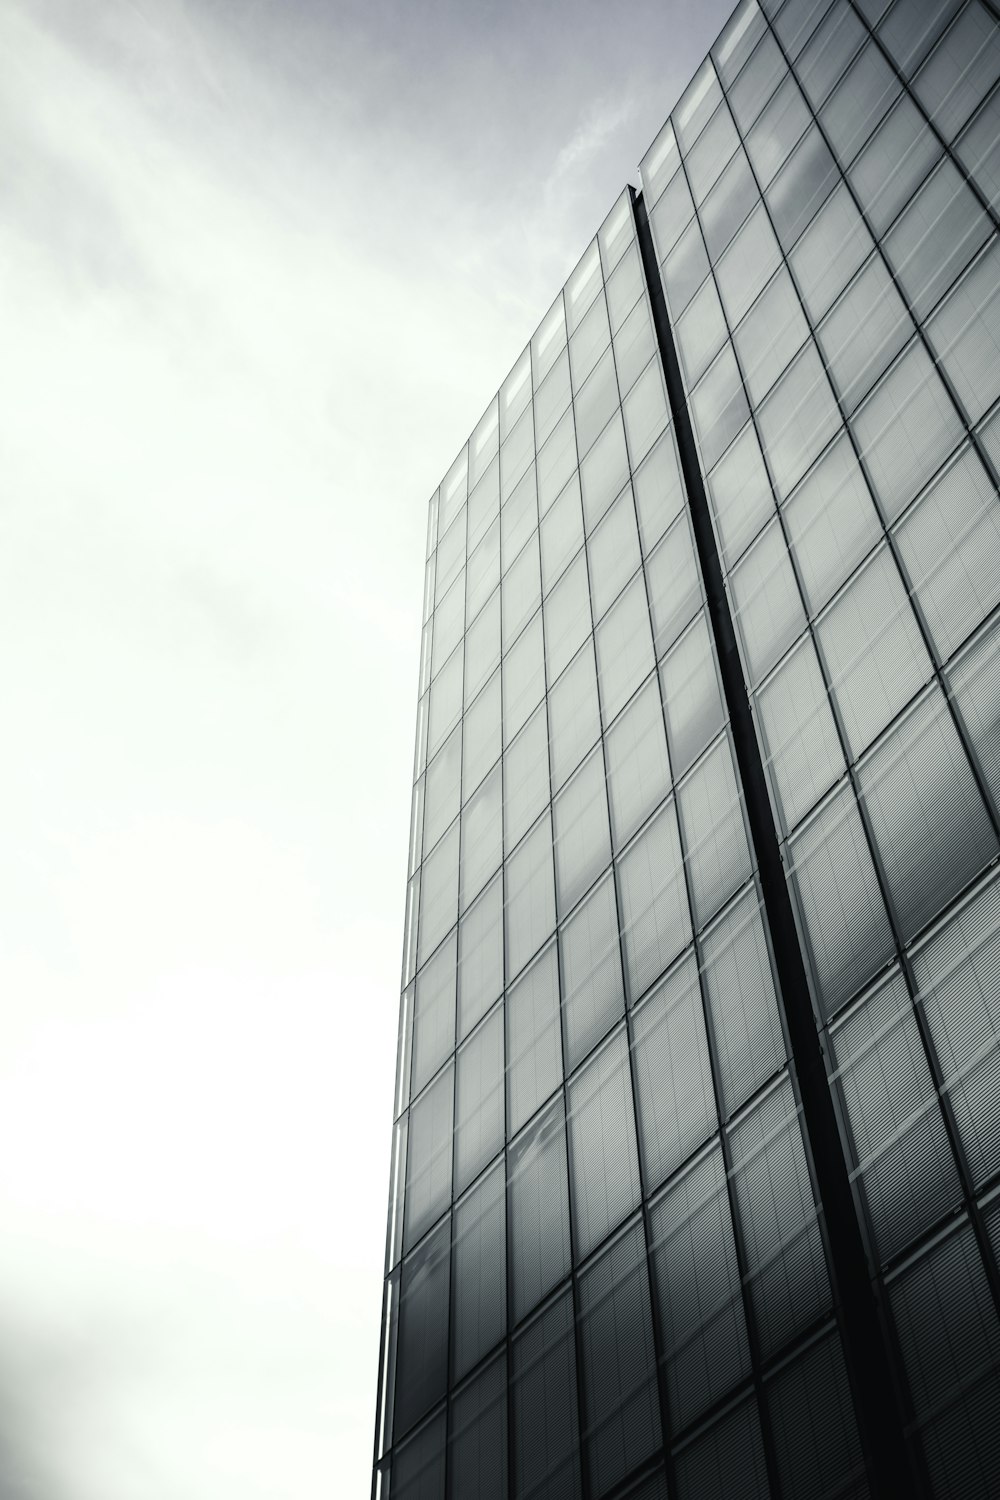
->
xmin=630 ymin=183 xmax=920 ymax=1500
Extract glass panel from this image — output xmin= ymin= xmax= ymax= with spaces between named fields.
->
xmin=735 ymin=266 xmax=810 ymax=409
xmin=729 ymin=1075 xmax=830 ymax=1355
xmin=672 ymin=1394 xmax=770 ymax=1500
xmin=646 ymin=511 xmax=702 ymax=658
xmin=684 ymin=101 xmax=740 ymax=205
xmin=559 ymin=871 xmax=625 ymax=1072
xmin=896 ymin=444 xmax=1000 ymax=662
xmin=458 ymin=873 xmax=503 ymax=1040
xmin=404 ymin=1063 xmax=454 ymax=1253
xmin=540 ymin=471 xmax=584 ymax=594
xmin=507 ymin=940 xmax=561 ymax=1135
xmin=580 ymin=411 xmax=629 ymax=533
xmin=505 ymin=814 xmax=556 ymax=983
xmin=632 ymin=953 xmax=715 ymax=1189
xmin=745 ymin=73 xmax=812 ymax=187
xmin=462 ymin=668 xmax=500 ymax=800
xmin=567 ymin=1026 xmax=641 ymax=1259
xmin=818 ymin=255 xmax=913 ymax=413
xmin=926 ymin=239 xmax=1000 ymax=425
xmin=729 ymin=31 xmax=785 ymax=135
xmin=956 ymin=81 xmax=1000 ymax=214
xmin=449 ymin=1354 xmax=507 ymax=1500
xmin=467 ymin=517 xmax=501 ymax=623
xmin=574 ymin=347 xmax=620 ymax=458
xmin=502 ymin=466 xmax=539 ymax=570
xmin=606 ymin=242 xmax=644 ymax=333
xmin=553 ymin=746 xmax=612 ymax=917
xmin=731 ymin=517 xmax=806 ymax=683
xmin=588 ymin=486 xmax=641 ymax=620
xmin=772 ymin=0 xmax=832 ymax=57
xmin=661 ymin=218 xmax=710 ymax=318
xmin=623 ymin=358 xmax=669 ymax=466
xmin=889 ymin=1218 xmax=1000 ymax=1500
xmin=679 ymin=736 xmax=753 ymax=932
xmin=820 ymin=41 xmax=899 ymax=167
xmin=424 ymin=722 xmax=462 ymax=853
xmin=675 ymin=58 xmax=724 ymax=151
xmin=660 ymin=613 xmax=725 ymax=777
xmin=766 ymin=125 xmax=839 ymax=250
xmin=914 ymin=1 xmax=1000 ymax=142
xmin=649 ymin=166 xmax=695 ymax=263
xmin=548 ymin=640 xmax=601 ymax=791
xmin=756 ymin=342 xmax=841 ymax=500
xmin=433 ymin=572 xmax=466 ymax=676
xmin=419 ymin=819 xmax=459 ymax=967
xmin=508 ymin=1098 xmax=572 ymax=1322
xmin=451 ymin=1160 xmax=506 ymax=1380
xmin=595 ymin=575 xmax=656 ymax=725
xmin=791 ymin=783 xmax=895 ymax=1017
xmin=566 ymin=240 xmax=604 ymax=333
xmin=913 ymin=872 xmax=1000 ymax=1188
xmin=849 ymin=95 xmax=941 ymax=238
xmin=412 ymin=929 xmax=456 ymax=1097
xmin=642 ymin=118 xmax=681 ymax=211
xmin=782 ymin=430 xmax=881 ymax=615
xmin=676 ymin=278 xmax=728 ymax=391
xmin=613 ymin=295 xmax=657 ymax=397
xmin=569 ymin=287 xmax=612 ymax=396
xmin=715 ymin=203 xmax=783 ymax=328
xmin=650 ymin=1145 xmax=751 ymax=1431
xmin=535 ymin=348 xmax=572 ymax=452
xmin=501 ymin=348 xmax=532 ymax=443
xmin=859 ymin=687 xmax=997 ymax=940
xmin=464 ymin=587 xmax=501 ymax=706
xmin=817 ymin=544 xmax=932 ymax=760
xmin=831 ymin=969 xmax=959 ymax=1261
xmin=698 ymin=147 xmax=759 ymax=261
xmin=617 ymin=799 xmax=692 ymax=1002
xmin=877 ymin=0 xmax=963 ymax=77
xmin=578 ymin=1221 xmax=662 ymax=1495
xmin=503 ymin=610 xmax=545 ymax=744
xmin=708 ymin=421 xmax=775 ymax=566
xmin=605 ymin=676 xmax=672 ymax=849
xmin=949 ymin=617 xmax=1000 ymax=815
xmin=505 ymin=702 xmax=550 ymax=854
xmin=394 ymin=1219 xmax=451 ymax=1438
xmin=797 ymin=2 xmax=865 ymax=109
xmin=766 ymin=1330 xmax=866 ymax=1500
xmin=633 ymin=426 xmax=685 ymax=555
xmin=537 ymin=408 xmax=578 ymax=517
xmin=512 ymin=1290 xmax=581 ymax=1500
xmin=600 ymin=192 xmax=635 ymax=275
xmin=502 ymin=532 xmax=542 ymax=649
xmin=532 ymin=293 xmax=567 ymax=390
xmin=501 ymin=407 xmax=536 ymax=503
xmin=714 ymin=0 xmax=767 ymax=87
xmin=703 ymin=885 xmax=785 ymax=1115
xmin=690 ymin=346 xmax=751 ymax=473
xmin=455 ymin=1004 xmax=504 ymax=1196
xmin=758 ymin=634 xmax=847 ymax=832
xmin=886 ymin=158 xmax=991 ymax=321
xmin=461 ymin=764 xmax=502 ymax=910
xmin=543 ymin=552 xmax=592 ymax=686
xmin=790 ymin=181 xmax=874 ymax=326
xmin=393 ymin=1408 xmax=445 ymax=1499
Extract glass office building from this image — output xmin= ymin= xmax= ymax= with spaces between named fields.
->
xmin=374 ymin=1 xmax=1000 ymax=1495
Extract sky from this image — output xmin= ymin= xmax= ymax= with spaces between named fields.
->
xmin=0 ymin=0 xmax=735 ymax=1493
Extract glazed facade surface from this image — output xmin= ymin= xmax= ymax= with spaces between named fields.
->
xmin=374 ymin=1 xmax=1000 ymax=1496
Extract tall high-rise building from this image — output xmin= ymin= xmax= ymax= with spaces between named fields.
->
xmin=373 ymin=1 xmax=1000 ymax=1496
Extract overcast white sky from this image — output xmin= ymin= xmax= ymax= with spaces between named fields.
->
xmin=0 ymin=1 xmax=734 ymax=1493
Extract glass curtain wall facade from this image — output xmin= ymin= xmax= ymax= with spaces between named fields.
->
xmin=374 ymin=2 xmax=1000 ymax=1497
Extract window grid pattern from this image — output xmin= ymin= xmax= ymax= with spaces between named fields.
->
xmin=640 ymin=0 xmax=1000 ymax=1490
xmin=377 ymin=2 xmax=1000 ymax=1495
